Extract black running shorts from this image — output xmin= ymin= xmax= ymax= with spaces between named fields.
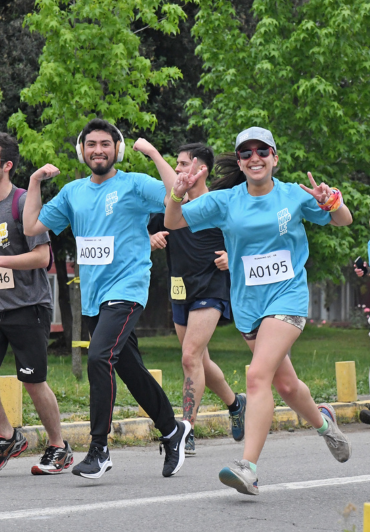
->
xmin=0 ymin=305 xmax=52 ymax=383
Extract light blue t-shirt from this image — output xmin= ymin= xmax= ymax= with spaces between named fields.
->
xmin=39 ymin=170 xmax=166 ymax=316
xmin=182 ymin=178 xmax=331 ymax=333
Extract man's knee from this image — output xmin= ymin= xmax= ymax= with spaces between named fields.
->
xmin=23 ymin=380 xmax=47 ymax=396
xmin=182 ymin=346 xmax=203 ymax=373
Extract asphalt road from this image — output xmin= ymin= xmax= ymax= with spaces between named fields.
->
xmin=1 ymin=423 xmax=370 ymax=532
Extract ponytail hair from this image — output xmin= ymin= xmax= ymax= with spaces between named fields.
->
xmin=209 ymin=152 xmax=245 ymax=191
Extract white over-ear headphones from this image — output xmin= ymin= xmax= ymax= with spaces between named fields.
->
xmin=75 ymin=124 xmax=125 ymax=164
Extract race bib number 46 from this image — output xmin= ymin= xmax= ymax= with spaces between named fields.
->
xmin=76 ymin=236 xmax=114 ymax=265
xmin=242 ymin=250 xmax=294 ymax=286
xmin=0 ymin=267 xmax=14 ymax=289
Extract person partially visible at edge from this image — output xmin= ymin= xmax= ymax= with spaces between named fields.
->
xmin=22 ymin=118 xmax=191 ymax=481
xmin=136 ymin=139 xmax=246 ymax=456
xmin=353 ymin=245 xmax=370 ymax=426
xmin=164 ymin=126 xmax=353 ymax=496
xmin=0 ymin=132 xmax=73 ymax=475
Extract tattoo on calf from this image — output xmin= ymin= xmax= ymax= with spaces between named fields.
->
xmin=183 ymin=377 xmax=196 ymax=424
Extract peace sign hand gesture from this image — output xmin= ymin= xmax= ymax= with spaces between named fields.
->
xmin=299 ymin=172 xmax=331 ymax=204
xmin=172 ymin=157 xmax=208 ymax=199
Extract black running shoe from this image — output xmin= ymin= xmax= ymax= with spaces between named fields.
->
xmin=31 ymin=440 xmax=74 ymax=475
xmin=0 ymin=428 xmax=28 ymax=471
xmin=72 ymin=445 xmax=112 ymax=479
xmin=360 ymin=404 xmax=370 ymax=425
xmin=159 ymin=420 xmax=191 ymax=477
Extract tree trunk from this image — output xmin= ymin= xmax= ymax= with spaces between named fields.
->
xmin=71 ymin=259 xmax=82 ymax=380
xmin=70 ymin=168 xmax=83 ymax=380
xmin=50 ymin=233 xmax=73 ymax=348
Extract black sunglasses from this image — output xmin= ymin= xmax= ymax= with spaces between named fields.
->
xmin=238 ymin=147 xmax=274 ymax=160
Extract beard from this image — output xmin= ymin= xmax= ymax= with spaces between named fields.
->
xmin=85 ymin=156 xmax=115 ymax=176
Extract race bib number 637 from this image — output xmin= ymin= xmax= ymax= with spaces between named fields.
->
xmin=76 ymin=236 xmax=114 ymax=265
xmin=242 ymin=250 xmax=294 ymax=286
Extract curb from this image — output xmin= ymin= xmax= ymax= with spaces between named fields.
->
xmin=21 ymin=400 xmax=370 ymax=451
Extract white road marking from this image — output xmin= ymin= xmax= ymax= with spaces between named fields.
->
xmin=1 ymin=475 xmax=370 ymax=520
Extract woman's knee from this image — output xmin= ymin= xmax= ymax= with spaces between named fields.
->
xmin=246 ymin=367 xmax=273 ymax=394
xmin=274 ymin=376 xmax=299 ymax=399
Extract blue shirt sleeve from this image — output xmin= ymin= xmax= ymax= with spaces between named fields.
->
xmin=182 ymin=191 xmax=228 ymax=232
xmin=134 ymin=174 xmax=166 ymax=213
xmin=298 ymin=185 xmax=331 ymax=226
xmin=39 ymin=186 xmax=72 ymax=236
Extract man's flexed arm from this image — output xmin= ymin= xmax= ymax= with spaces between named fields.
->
xmin=133 ymin=138 xmax=177 ymax=203
xmin=24 ymin=164 xmax=60 ymax=236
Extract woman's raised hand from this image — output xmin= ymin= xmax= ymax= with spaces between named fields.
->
xmin=299 ymin=172 xmax=332 ymax=204
xmin=173 ymin=157 xmax=208 ymax=198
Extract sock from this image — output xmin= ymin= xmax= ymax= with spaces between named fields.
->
xmin=227 ymin=394 xmax=240 ymax=413
xmin=103 ymin=445 xmax=108 ymax=453
xmin=163 ymin=425 xmax=178 ymax=439
xmin=248 ymin=461 xmax=257 ymax=474
xmin=317 ymin=416 xmax=329 ymax=434
xmin=0 ymin=429 xmax=15 ymax=441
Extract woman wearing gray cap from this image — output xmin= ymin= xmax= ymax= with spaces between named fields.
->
xmin=164 ymin=126 xmax=353 ymax=496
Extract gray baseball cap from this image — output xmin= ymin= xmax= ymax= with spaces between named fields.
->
xmin=235 ymin=127 xmax=277 ymax=153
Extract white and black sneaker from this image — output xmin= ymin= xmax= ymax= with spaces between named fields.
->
xmin=31 ymin=440 xmax=73 ymax=475
xmin=72 ymin=445 xmax=112 ymax=479
xmin=159 ymin=420 xmax=191 ymax=477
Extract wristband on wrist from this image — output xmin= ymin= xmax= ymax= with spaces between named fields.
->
xmin=317 ymin=188 xmax=343 ymax=212
xmin=170 ymin=187 xmax=184 ymax=203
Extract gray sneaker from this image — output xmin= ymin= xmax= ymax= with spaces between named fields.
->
xmin=185 ymin=432 xmax=196 ymax=456
xmin=219 ymin=459 xmax=259 ymax=495
xmin=317 ymin=403 xmax=352 ymax=463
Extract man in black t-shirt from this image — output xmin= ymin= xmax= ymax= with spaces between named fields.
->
xmin=136 ymin=139 xmax=246 ymax=455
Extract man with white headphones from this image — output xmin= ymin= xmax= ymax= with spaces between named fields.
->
xmin=22 ymin=118 xmax=191 ymax=480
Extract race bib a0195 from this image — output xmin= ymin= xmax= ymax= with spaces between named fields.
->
xmin=76 ymin=236 xmax=114 ymax=265
xmin=242 ymin=250 xmax=294 ymax=286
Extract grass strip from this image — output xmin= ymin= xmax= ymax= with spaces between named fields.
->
xmin=1 ymin=324 xmax=368 ymax=425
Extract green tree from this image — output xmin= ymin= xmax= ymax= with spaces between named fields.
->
xmin=8 ymin=0 xmax=187 ymax=376
xmin=0 ymin=0 xmax=75 ymax=352
xmin=187 ymin=0 xmax=370 ymax=281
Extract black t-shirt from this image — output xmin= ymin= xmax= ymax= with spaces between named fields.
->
xmin=148 ymin=213 xmax=230 ymax=304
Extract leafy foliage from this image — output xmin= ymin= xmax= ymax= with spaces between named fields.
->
xmin=7 ymin=0 xmax=187 ymax=187
xmin=187 ymin=0 xmax=370 ymax=281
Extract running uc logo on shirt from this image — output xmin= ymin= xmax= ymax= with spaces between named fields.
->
xmin=277 ymin=208 xmax=291 ymax=236
xmin=105 ymin=192 xmax=118 ymax=216
xmin=0 ymin=222 xmax=9 ymax=246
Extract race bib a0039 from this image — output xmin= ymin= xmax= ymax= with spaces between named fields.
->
xmin=242 ymin=250 xmax=294 ymax=286
xmin=76 ymin=236 xmax=114 ymax=265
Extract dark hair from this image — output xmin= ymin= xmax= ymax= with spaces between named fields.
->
xmin=209 ymin=152 xmax=246 ymax=191
xmin=177 ymin=143 xmax=214 ymax=175
xmin=80 ymin=119 xmax=120 ymax=146
xmin=0 ymin=133 xmax=20 ymax=179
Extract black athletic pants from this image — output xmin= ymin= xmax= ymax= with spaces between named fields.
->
xmin=87 ymin=300 xmax=176 ymax=447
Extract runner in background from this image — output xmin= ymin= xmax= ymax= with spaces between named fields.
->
xmin=0 ymin=132 xmax=73 ymax=475
xmin=136 ymin=140 xmax=246 ymax=455
xmin=22 ymin=119 xmax=190 ymax=480
xmin=164 ymin=126 xmax=353 ymax=495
